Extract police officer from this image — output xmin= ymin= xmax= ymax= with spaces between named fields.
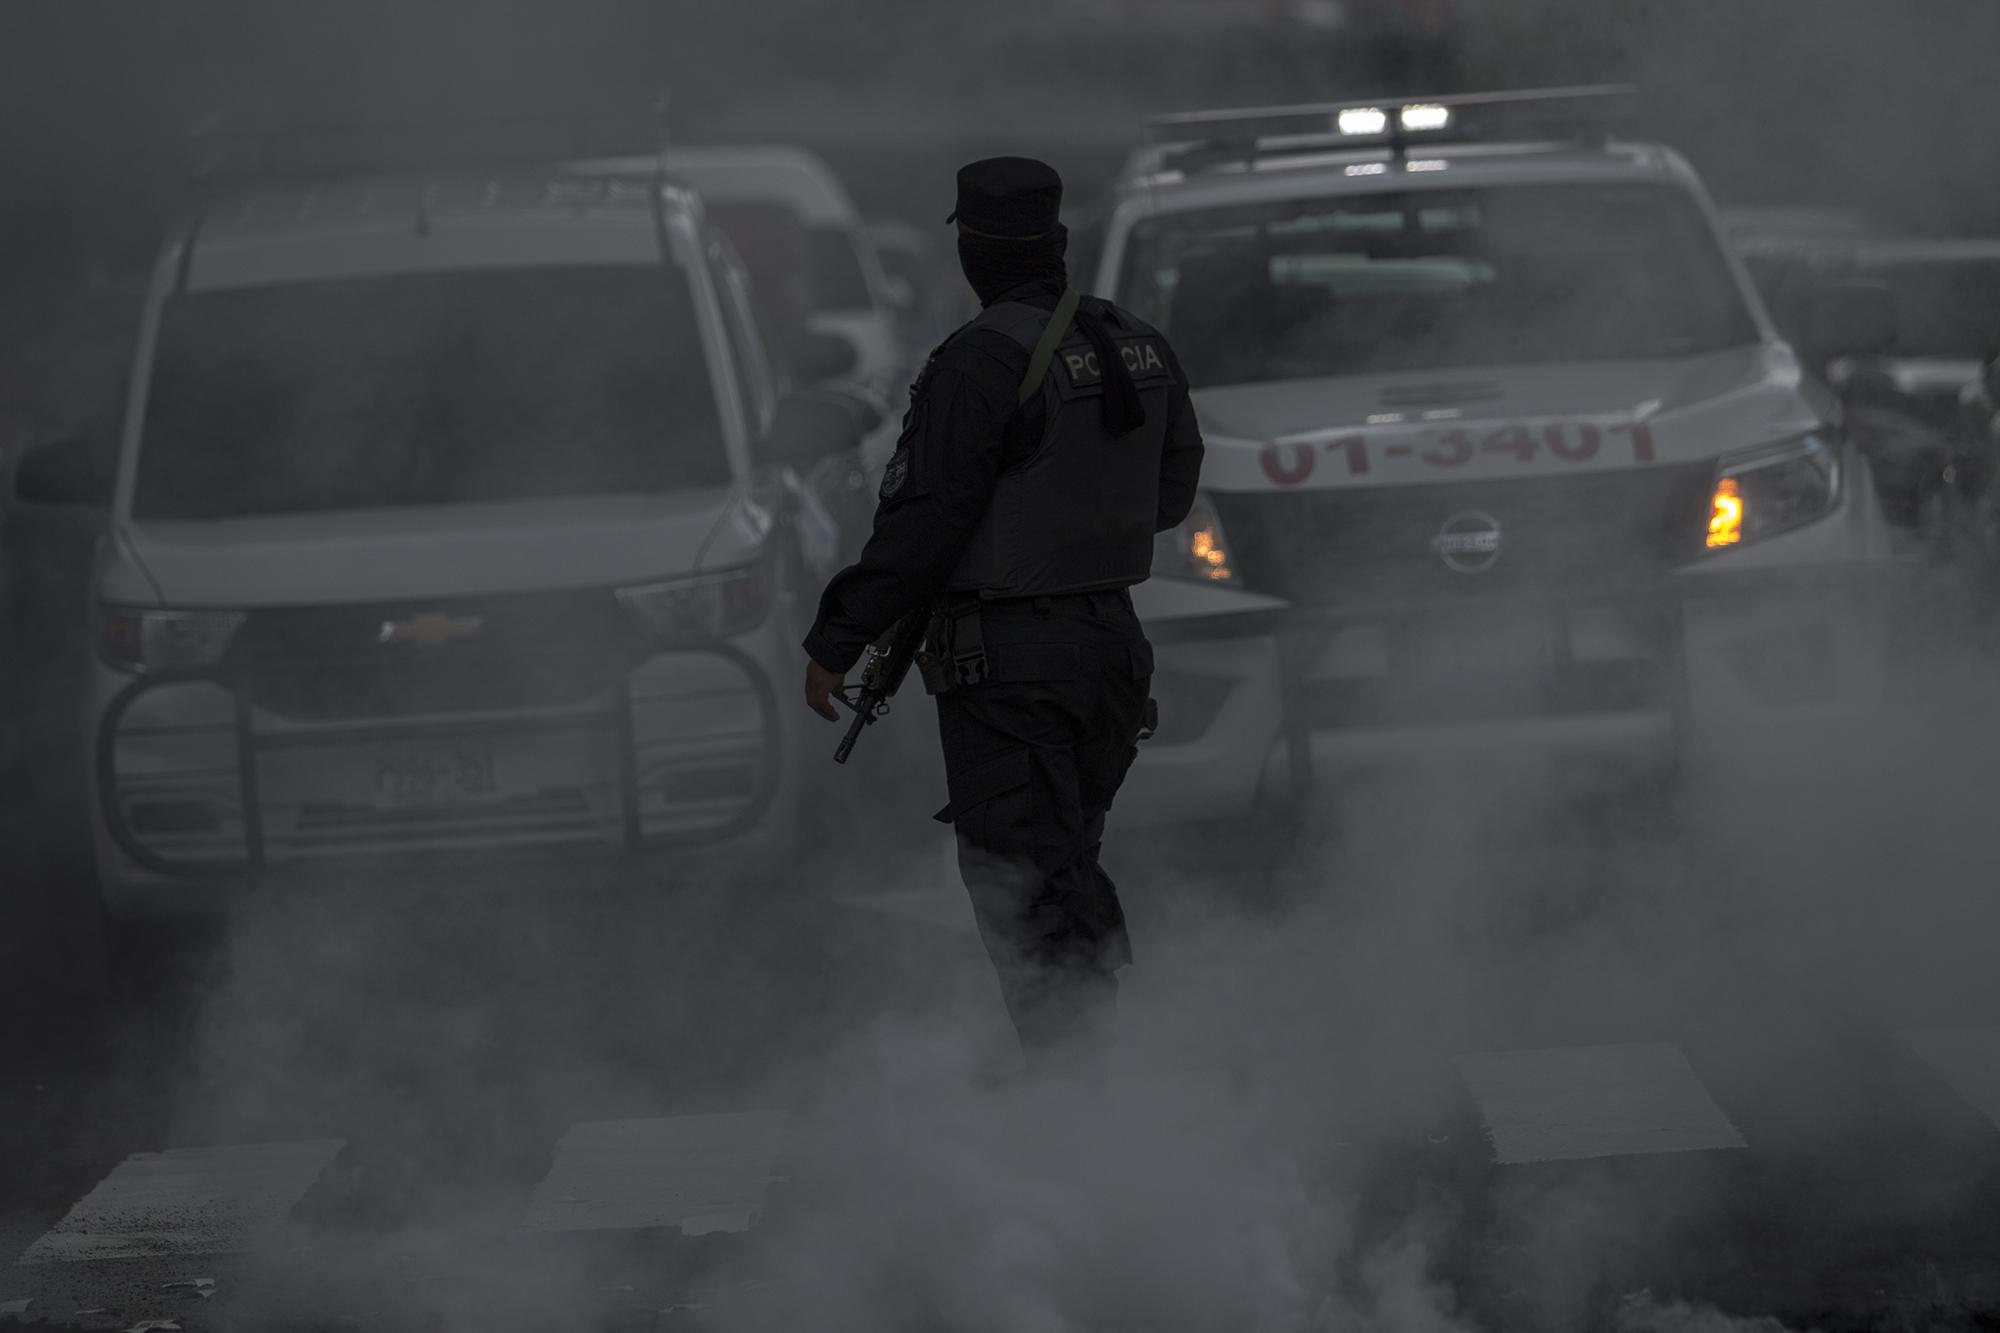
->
xmin=803 ymin=156 xmax=1204 ymax=1070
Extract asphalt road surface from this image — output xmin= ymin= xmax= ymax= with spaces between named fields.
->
xmin=8 ymin=662 xmax=2000 ymax=1332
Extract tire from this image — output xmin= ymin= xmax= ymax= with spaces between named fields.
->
xmin=6 ymin=777 xmax=111 ymax=1005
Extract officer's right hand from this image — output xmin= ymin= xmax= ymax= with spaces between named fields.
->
xmin=805 ymin=659 xmax=845 ymax=723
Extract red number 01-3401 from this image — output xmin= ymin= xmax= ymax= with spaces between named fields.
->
xmin=1259 ymin=420 xmax=1657 ymax=486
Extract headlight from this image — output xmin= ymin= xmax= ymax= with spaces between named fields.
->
xmin=1705 ymin=433 xmax=1841 ymax=552
xmin=97 ymin=607 xmax=245 ymax=674
xmin=617 ymin=566 xmax=771 ymax=642
xmin=1153 ymin=493 xmax=1237 ymax=583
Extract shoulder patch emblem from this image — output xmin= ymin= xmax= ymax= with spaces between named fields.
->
xmin=880 ymin=447 xmax=912 ymax=499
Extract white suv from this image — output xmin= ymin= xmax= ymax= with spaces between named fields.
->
xmin=1083 ymin=89 xmax=1904 ymax=823
xmin=12 ymin=166 xmax=868 ymax=920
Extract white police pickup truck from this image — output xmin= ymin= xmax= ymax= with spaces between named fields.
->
xmin=10 ymin=165 xmax=870 ymax=920
xmin=1082 ymin=88 xmax=1901 ymax=823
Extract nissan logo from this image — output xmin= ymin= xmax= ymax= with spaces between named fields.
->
xmin=1432 ymin=511 xmax=1503 ymax=574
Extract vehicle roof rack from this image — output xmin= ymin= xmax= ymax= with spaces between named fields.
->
xmin=186 ymin=94 xmax=674 ymax=187
xmin=1147 ymin=84 xmax=1639 ymax=175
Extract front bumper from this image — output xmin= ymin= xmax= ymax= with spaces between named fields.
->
xmin=1121 ymin=556 xmax=1908 ymax=826
xmin=86 ymin=639 xmax=786 ymax=916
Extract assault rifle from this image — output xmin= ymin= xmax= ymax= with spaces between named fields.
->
xmin=833 ymin=609 xmax=933 ymax=764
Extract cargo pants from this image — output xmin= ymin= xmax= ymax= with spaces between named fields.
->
xmin=931 ymin=589 xmax=1153 ymax=1066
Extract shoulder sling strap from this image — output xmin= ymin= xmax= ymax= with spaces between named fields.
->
xmin=1015 ymin=286 xmax=1081 ymax=407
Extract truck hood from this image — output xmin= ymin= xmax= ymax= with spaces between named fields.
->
xmin=112 ymin=487 xmax=769 ymax=608
xmin=1191 ymin=344 xmax=1831 ymax=492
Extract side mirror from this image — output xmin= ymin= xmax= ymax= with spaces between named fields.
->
xmin=791 ymin=330 xmax=860 ymax=384
xmin=1807 ymin=280 xmax=1899 ymax=365
xmin=762 ymin=391 xmax=871 ymax=468
xmin=13 ymin=436 xmax=110 ymax=507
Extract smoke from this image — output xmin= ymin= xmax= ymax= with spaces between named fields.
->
xmin=1612 ymin=1293 xmax=1802 ymax=1333
xmin=622 ymin=568 xmax=2000 ymax=1331
xmin=699 ymin=926 xmax=1481 ymax=1333
xmin=21 ymin=526 xmax=2000 ymax=1332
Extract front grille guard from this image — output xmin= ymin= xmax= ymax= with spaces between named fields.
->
xmin=95 ymin=641 xmax=782 ymax=879
xmin=1176 ymin=585 xmax=1701 ymax=800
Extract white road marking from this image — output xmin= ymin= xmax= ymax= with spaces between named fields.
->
xmin=19 ymin=1139 xmax=344 ymax=1263
xmin=1902 ymin=1027 xmax=2000 ymax=1129
xmin=1457 ymin=1042 xmax=1746 ymax=1165
xmin=521 ymin=1111 xmax=789 ymax=1235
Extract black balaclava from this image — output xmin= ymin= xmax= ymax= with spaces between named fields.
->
xmin=958 ymin=223 xmax=1065 ymax=307
xmin=959 ymin=223 xmax=1147 ymax=437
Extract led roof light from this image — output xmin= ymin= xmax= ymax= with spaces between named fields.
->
xmin=1399 ymin=103 xmax=1453 ymax=132
xmin=1146 ymin=85 xmax=1639 ymax=177
xmin=1337 ymin=106 xmax=1390 ymax=136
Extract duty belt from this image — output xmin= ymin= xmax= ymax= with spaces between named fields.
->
xmin=929 ymin=590 xmax=1139 ymax=693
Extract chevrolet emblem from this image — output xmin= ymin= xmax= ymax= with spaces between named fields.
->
xmin=377 ymin=611 xmax=485 ymax=648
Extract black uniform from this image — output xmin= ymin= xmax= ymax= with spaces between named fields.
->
xmin=804 ymin=158 xmax=1204 ymax=1064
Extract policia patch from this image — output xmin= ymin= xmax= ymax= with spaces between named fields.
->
xmin=1054 ymin=335 xmax=1173 ymax=399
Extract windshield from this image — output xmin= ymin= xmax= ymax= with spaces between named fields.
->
xmin=133 ymin=265 xmax=729 ymax=520
xmin=1117 ymin=181 xmax=1759 ymax=388
xmin=807 ymin=226 xmax=875 ymax=312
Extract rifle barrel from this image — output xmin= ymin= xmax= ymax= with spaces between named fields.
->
xmin=834 ymin=707 xmax=870 ymax=764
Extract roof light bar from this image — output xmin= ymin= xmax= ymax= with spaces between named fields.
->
xmin=1147 ymin=84 xmax=1636 ymax=171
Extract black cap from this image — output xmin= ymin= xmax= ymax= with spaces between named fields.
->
xmin=946 ymin=156 xmax=1063 ymax=239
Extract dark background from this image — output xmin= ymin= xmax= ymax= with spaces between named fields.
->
xmin=5 ymin=1 xmax=1997 ymax=248
xmin=2 ymin=0 xmax=1996 ymax=444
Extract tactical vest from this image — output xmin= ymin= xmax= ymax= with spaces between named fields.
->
xmin=947 ymin=297 xmax=1177 ymax=599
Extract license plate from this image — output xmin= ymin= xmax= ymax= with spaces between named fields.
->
xmin=1403 ymin=613 xmax=1551 ymax=693
xmin=373 ymin=746 xmax=500 ymax=804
